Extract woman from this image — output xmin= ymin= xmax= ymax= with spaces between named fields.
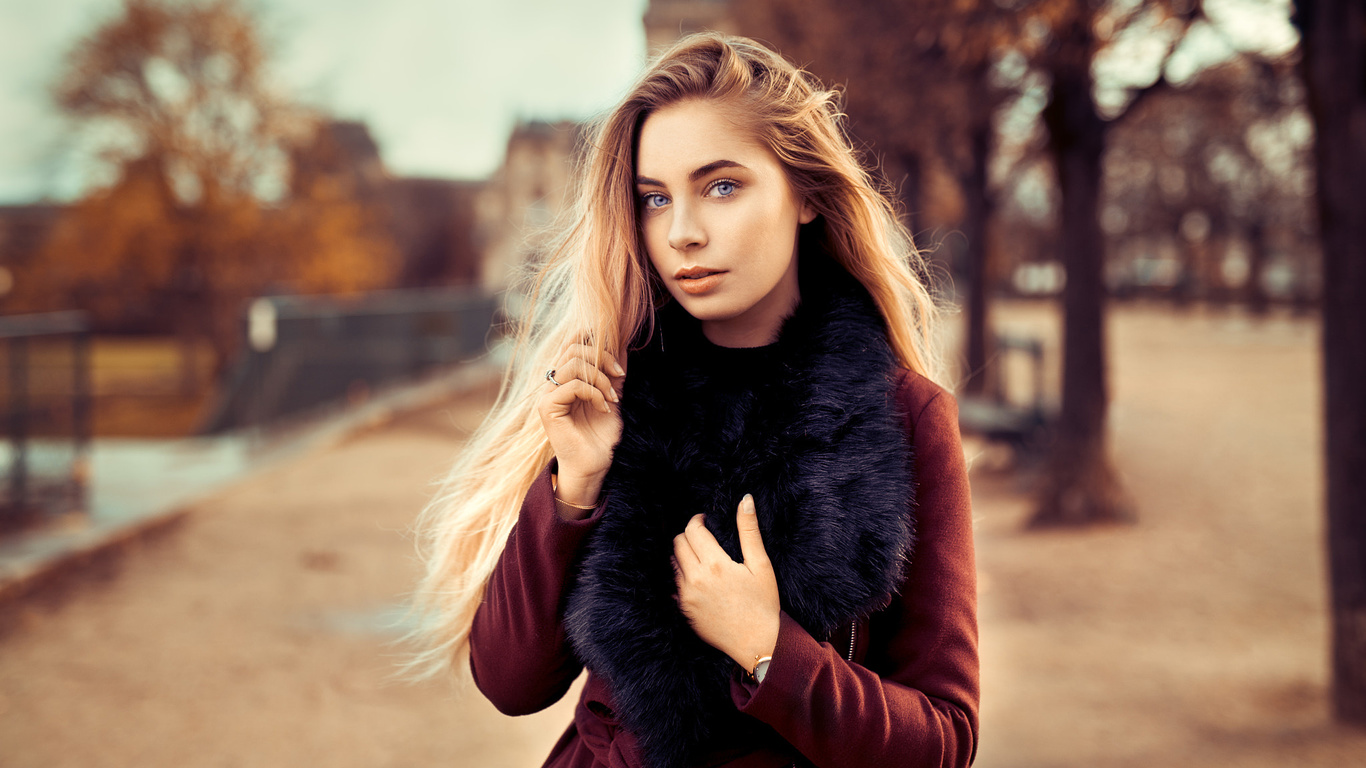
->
xmin=409 ymin=33 xmax=978 ymax=768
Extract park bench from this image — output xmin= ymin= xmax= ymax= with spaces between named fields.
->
xmin=956 ymin=334 xmax=1055 ymax=459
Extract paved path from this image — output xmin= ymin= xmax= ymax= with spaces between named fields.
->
xmin=2 ymin=302 xmax=1364 ymax=767
xmin=0 ymin=360 xmax=501 ymax=601
xmin=0 ymin=373 xmax=577 ymax=768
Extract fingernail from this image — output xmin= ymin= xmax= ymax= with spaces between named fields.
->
xmin=610 ymin=388 xmax=619 ymax=403
xmin=742 ymin=494 xmax=755 ymax=513
xmin=612 ymin=362 xmax=625 ymax=376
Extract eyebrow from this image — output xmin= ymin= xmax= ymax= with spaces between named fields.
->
xmin=636 ymin=159 xmax=747 ymax=187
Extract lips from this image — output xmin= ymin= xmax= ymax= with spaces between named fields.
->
xmin=674 ymin=266 xmax=725 ymax=280
xmin=674 ymin=267 xmax=726 ymax=296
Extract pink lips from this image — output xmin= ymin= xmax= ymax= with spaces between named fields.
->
xmin=674 ymin=267 xmax=726 ymax=295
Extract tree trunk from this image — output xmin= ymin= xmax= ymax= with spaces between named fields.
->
xmin=962 ymin=123 xmax=992 ymax=396
xmin=1209 ymin=237 xmax=1231 ymax=307
xmin=172 ymin=202 xmax=210 ymax=396
xmin=898 ymin=150 xmax=924 ymax=243
xmin=1246 ymin=220 xmax=1270 ymax=317
xmin=1172 ymin=237 xmax=1197 ymax=310
xmin=1295 ymin=0 xmax=1366 ymax=726
xmin=1031 ymin=12 xmax=1134 ymax=527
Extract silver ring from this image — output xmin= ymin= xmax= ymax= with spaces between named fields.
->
xmin=545 ymin=368 xmax=562 ymax=386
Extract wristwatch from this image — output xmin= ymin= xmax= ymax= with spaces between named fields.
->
xmin=750 ymin=655 xmax=772 ymax=683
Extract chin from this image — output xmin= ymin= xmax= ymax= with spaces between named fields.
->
xmin=669 ymin=294 xmax=744 ymax=322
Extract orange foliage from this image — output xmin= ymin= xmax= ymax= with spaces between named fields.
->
xmin=16 ymin=0 xmax=399 ymax=372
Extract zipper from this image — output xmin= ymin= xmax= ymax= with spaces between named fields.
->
xmin=846 ymin=619 xmax=857 ymax=662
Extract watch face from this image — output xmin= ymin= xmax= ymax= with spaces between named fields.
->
xmin=754 ymin=658 xmax=771 ymax=684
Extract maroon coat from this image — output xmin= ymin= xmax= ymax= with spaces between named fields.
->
xmin=470 ymin=370 xmax=979 ymax=768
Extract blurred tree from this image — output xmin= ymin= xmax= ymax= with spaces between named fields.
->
xmin=1293 ymin=0 xmax=1366 ymax=727
xmin=1104 ymin=57 xmax=1314 ymax=310
xmin=737 ymin=0 xmax=1169 ymax=524
xmin=745 ymin=0 xmax=1308 ymax=529
xmin=19 ymin=0 xmax=398 ymax=386
xmin=1024 ymin=0 xmax=1211 ymax=527
xmin=275 ymin=125 xmax=400 ymax=295
xmin=734 ymin=0 xmax=1019 ymax=396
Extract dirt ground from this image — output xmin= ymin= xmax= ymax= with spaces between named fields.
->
xmin=2 ymin=299 xmax=1364 ymax=767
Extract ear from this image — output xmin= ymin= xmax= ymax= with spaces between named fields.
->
xmin=798 ymin=198 xmax=817 ymax=225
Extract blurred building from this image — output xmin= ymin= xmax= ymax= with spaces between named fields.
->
xmin=472 ymin=1 xmax=739 ymax=303
xmin=475 ymin=121 xmax=584 ymax=294
xmin=0 ymin=204 xmax=63 ymax=308
xmin=644 ymin=0 xmax=736 ymax=52
xmin=389 ymin=177 xmax=482 ymax=286
xmin=291 ymin=120 xmax=389 ymax=201
xmin=290 ymin=119 xmax=483 ymax=288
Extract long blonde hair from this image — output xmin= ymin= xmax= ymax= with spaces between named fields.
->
xmin=406 ymin=32 xmax=943 ymax=682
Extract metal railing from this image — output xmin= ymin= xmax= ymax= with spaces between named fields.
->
xmin=0 ymin=311 xmax=92 ymax=530
xmin=201 ymin=287 xmax=498 ymax=433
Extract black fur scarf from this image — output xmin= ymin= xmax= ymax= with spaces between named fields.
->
xmin=564 ymin=252 xmax=917 ymax=768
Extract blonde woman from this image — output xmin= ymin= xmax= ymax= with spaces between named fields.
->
xmin=411 ymin=33 xmax=978 ymax=768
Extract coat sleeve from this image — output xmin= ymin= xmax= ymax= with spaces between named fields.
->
xmin=730 ymin=377 xmax=980 ymax=768
xmin=468 ymin=462 xmax=605 ymax=715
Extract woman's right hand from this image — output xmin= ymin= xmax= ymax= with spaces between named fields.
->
xmin=536 ymin=341 xmax=627 ymax=507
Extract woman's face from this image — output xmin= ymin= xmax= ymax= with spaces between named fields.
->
xmin=635 ymin=99 xmax=815 ymax=348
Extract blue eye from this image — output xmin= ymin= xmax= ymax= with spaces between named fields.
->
xmin=710 ymin=180 xmax=737 ymax=197
xmin=641 ymin=192 xmax=668 ymax=209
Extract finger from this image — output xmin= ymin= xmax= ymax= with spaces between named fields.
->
xmin=685 ymin=513 xmax=729 ymax=562
xmin=736 ymin=494 xmax=770 ymax=569
xmin=557 ymin=343 xmax=627 ymax=380
xmin=673 ymin=530 xmax=700 ymax=567
xmin=577 ymin=343 xmax=627 ymax=379
xmin=550 ymin=357 xmax=619 ymax=404
xmin=545 ymin=378 xmax=611 ymax=415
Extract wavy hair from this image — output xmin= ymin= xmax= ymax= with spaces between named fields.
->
xmin=405 ymin=32 xmax=944 ymax=682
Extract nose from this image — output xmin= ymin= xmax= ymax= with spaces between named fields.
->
xmin=667 ymin=203 xmax=706 ymax=252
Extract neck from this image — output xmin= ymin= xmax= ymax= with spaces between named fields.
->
xmin=700 ymin=316 xmax=785 ymax=348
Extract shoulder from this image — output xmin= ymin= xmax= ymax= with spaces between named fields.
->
xmin=891 ymin=368 xmax=958 ymax=434
xmin=890 ymin=369 xmax=969 ymax=509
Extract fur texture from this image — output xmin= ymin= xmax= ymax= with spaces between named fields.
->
xmin=564 ymin=252 xmax=916 ymax=768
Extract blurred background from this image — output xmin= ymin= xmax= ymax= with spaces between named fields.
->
xmin=2 ymin=0 xmax=1364 ymax=766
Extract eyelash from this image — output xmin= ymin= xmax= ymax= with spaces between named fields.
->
xmin=639 ymin=178 xmax=742 ymax=211
xmin=707 ymin=178 xmax=740 ymax=197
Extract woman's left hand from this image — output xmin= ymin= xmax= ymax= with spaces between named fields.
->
xmin=672 ymin=494 xmax=781 ymax=671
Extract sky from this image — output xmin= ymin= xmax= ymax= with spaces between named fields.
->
xmin=0 ymin=0 xmax=650 ymax=203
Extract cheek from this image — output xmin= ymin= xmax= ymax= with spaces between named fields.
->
xmin=722 ymin=200 xmax=774 ymax=246
xmin=737 ymin=201 xmax=798 ymax=264
xmin=642 ymin=221 xmax=682 ymax=290
xmin=641 ymin=217 xmax=669 ymax=269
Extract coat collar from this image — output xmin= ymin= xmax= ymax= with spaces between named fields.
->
xmin=564 ymin=250 xmax=916 ymax=768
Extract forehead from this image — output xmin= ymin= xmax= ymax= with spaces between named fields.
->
xmin=635 ymin=99 xmax=776 ymax=179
